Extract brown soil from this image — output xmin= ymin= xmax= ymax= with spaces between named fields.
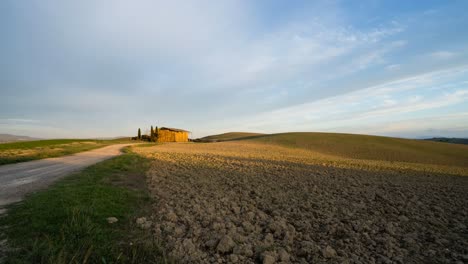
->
xmin=135 ymin=142 xmax=468 ymax=264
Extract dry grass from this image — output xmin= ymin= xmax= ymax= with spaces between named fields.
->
xmin=200 ymin=132 xmax=265 ymax=142
xmin=139 ymin=140 xmax=468 ymax=176
xmin=203 ymin=132 xmax=468 ymax=168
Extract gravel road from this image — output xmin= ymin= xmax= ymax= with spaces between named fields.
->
xmin=0 ymin=144 xmax=133 ymax=212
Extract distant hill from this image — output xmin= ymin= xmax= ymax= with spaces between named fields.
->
xmin=0 ymin=134 xmax=40 ymax=143
xmin=202 ymin=132 xmax=468 ymax=168
xmin=424 ymin=137 xmax=468 ymax=145
xmin=199 ymin=132 xmax=265 ymax=142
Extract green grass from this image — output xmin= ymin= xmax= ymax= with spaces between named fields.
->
xmin=200 ymin=132 xmax=264 ymax=141
xmin=0 ymin=138 xmax=133 ymax=165
xmin=0 ymin=149 xmax=168 ymax=264
xmin=221 ymin=132 xmax=468 ymax=168
xmin=0 ymin=139 xmax=98 ymax=150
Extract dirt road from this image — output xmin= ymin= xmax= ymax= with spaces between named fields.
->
xmin=0 ymin=144 xmax=133 ymax=212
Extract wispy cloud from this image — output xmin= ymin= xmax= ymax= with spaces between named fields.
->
xmin=197 ymin=18 xmax=405 ymax=92
xmin=430 ymin=51 xmax=456 ymax=60
xmin=386 ymin=64 xmax=401 ymax=71
xmin=362 ymin=113 xmax=468 ymax=138
xmin=1 ymin=119 xmax=40 ymax=124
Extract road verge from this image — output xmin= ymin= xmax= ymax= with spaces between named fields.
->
xmin=0 ymin=147 xmax=168 ymax=263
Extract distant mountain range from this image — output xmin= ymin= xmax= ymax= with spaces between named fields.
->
xmin=0 ymin=134 xmax=40 ymax=143
xmin=424 ymin=137 xmax=468 ymax=145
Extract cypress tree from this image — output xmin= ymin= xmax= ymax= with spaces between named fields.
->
xmin=150 ymin=126 xmax=154 ymax=142
xmin=138 ymin=128 xmax=141 ymax=140
xmin=154 ymin=126 xmax=159 ymax=141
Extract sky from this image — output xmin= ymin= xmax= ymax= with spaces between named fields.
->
xmin=1 ymin=0 xmax=468 ymax=139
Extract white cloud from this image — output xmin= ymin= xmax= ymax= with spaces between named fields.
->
xmin=386 ymin=64 xmax=401 ymax=70
xmin=430 ymin=51 xmax=456 ymax=59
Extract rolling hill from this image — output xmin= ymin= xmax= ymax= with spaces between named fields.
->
xmin=424 ymin=137 xmax=468 ymax=145
xmin=0 ymin=134 xmax=39 ymax=143
xmin=203 ymin=132 xmax=468 ymax=168
xmin=200 ymin=132 xmax=264 ymax=142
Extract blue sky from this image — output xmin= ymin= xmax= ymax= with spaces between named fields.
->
xmin=1 ymin=0 xmax=468 ymax=138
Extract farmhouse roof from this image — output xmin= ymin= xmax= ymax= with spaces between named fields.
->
xmin=160 ymin=127 xmax=189 ymax=133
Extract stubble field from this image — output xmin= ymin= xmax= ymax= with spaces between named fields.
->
xmin=134 ymin=138 xmax=468 ymax=264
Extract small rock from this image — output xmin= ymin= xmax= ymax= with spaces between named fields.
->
xmin=182 ymin=238 xmax=196 ymax=253
xmin=398 ymin=215 xmax=409 ymax=222
xmin=229 ymin=254 xmax=239 ymax=263
xmin=246 ymin=211 xmax=255 ymax=220
xmin=136 ymin=217 xmax=147 ymax=225
xmin=216 ymin=235 xmax=236 ymax=253
xmin=205 ymin=239 xmax=218 ymax=249
xmin=166 ymin=212 xmax=178 ymax=222
xmin=106 ymin=217 xmax=118 ymax=224
xmin=322 ymin=245 xmax=337 ymax=258
xmin=385 ymin=223 xmax=396 ymax=236
xmin=242 ymin=221 xmax=254 ymax=232
xmin=278 ymin=248 xmax=290 ymax=261
xmin=264 ymin=233 xmax=274 ymax=245
xmin=232 ymin=206 xmax=241 ymax=215
xmin=263 ymin=253 xmax=276 ymax=264
xmin=139 ymin=221 xmax=153 ymax=229
xmin=135 ymin=217 xmax=152 ymax=229
xmin=174 ymin=226 xmax=184 ymax=236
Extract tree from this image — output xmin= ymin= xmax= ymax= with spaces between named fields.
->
xmin=138 ymin=128 xmax=141 ymax=140
xmin=150 ymin=126 xmax=154 ymax=142
xmin=154 ymin=126 xmax=159 ymax=141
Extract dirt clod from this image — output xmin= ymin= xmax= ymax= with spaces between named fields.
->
xmin=322 ymin=245 xmax=337 ymax=258
xmin=262 ymin=253 xmax=276 ymax=264
xmin=217 ymin=235 xmax=236 ymax=254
